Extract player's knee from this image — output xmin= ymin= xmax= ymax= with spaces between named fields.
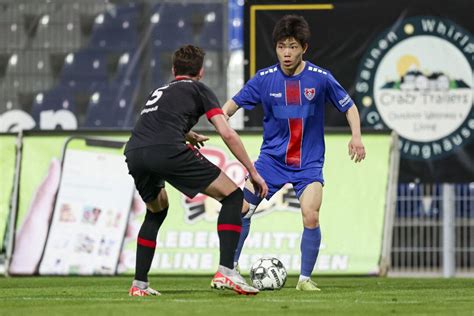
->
xmin=221 ymin=188 xmax=244 ymax=210
xmin=147 ymin=189 xmax=169 ymax=213
xmin=303 ymin=212 xmax=319 ymax=228
xmin=157 ymin=189 xmax=169 ymax=209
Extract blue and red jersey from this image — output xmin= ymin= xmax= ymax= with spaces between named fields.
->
xmin=233 ymin=61 xmax=353 ymax=170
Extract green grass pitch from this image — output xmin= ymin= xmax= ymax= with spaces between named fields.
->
xmin=1 ymin=276 xmax=473 ymax=315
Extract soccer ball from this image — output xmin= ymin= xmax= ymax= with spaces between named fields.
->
xmin=249 ymin=257 xmax=287 ymax=290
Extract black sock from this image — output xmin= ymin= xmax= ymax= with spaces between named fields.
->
xmin=217 ymin=189 xmax=243 ymax=269
xmin=135 ymin=208 xmax=168 ymax=282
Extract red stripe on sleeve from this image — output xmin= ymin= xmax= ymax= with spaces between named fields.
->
xmin=217 ymin=224 xmax=242 ymax=233
xmin=137 ymin=237 xmax=156 ymax=249
xmin=206 ymin=108 xmax=224 ymax=120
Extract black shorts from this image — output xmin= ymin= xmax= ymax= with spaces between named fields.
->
xmin=125 ymin=144 xmax=221 ymax=202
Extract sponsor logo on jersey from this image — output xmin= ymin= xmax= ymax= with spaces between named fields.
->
xmin=355 ymin=16 xmax=473 ymax=160
xmin=270 ymin=92 xmax=282 ymax=98
xmin=304 ymin=88 xmax=316 ymax=101
xmin=140 ymin=105 xmax=158 ymax=115
xmin=338 ymin=94 xmax=351 ymax=107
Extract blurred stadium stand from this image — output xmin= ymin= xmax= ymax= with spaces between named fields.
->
xmin=392 ymin=183 xmax=474 ymax=275
xmin=31 ymin=87 xmax=77 ymax=124
xmin=0 ymin=0 xmax=228 ymax=129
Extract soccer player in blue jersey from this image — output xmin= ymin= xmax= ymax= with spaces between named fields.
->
xmin=222 ymin=15 xmax=366 ymax=291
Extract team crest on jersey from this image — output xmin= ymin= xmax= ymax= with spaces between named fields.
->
xmin=304 ymin=88 xmax=316 ymax=101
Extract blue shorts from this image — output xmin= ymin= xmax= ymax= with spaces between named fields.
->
xmin=254 ymin=153 xmax=324 ymax=200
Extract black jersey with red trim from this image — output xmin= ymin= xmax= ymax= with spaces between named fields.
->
xmin=125 ymin=79 xmax=222 ymax=152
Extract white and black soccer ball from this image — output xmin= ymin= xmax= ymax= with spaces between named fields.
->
xmin=249 ymin=257 xmax=287 ymax=290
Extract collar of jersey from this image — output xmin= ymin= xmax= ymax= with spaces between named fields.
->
xmin=174 ymin=75 xmax=194 ymax=81
xmin=277 ymin=61 xmax=308 ymax=79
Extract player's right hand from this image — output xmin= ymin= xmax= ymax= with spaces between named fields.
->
xmin=249 ymin=172 xmax=268 ymax=198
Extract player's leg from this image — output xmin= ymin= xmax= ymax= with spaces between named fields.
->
xmin=125 ymin=148 xmax=168 ymax=296
xmin=203 ymin=172 xmax=259 ymax=295
xmin=130 ymin=187 xmax=169 ymax=296
xmin=160 ymin=144 xmax=257 ymax=294
xmin=296 ymin=181 xmax=323 ymax=291
xmin=233 ymin=179 xmax=263 ymax=267
xmin=233 ymin=155 xmax=283 ymax=267
xmin=202 ymin=171 xmax=242 ymax=270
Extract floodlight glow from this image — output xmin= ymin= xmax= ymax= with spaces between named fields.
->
xmin=65 ymin=53 xmax=74 ymax=64
xmin=151 ymin=13 xmax=160 ymax=24
xmin=95 ymin=14 xmax=104 ymax=24
xmin=205 ymin=12 xmax=216 ymax=23
xmin=41 ymin=15 xmax=50 ymax=25
xmin=36 ymin=93 xmax=44 ymax=104
xmin=92 ymin=92 xmax=100 ymax=103
xmin=9 ymin=54 xmax=18 ymax=66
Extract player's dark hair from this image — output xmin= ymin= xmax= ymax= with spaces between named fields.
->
xmin=272 ymin=15 xmax=310 ymax=47
xmin=172 ymin=45 xmax=205 ymax=77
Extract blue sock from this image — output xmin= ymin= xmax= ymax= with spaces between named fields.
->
xmin=300 ymin=226 xmax=321 ymax=277
xmin=233 ymin=188 xmax=262 ymax=265
xmin=233 ymin=216 xmax=251 ymax=264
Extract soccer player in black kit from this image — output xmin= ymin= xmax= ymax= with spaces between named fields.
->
xmin=124 ymin=45 xmax=268 ymax=296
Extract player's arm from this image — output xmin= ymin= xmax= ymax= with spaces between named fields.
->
xmin=222 ymin=99 xmax=240 ymax=119
xmin=209 ymin=114 xmax=268 ymax=198
xmin=223 ymin=74 xmax=261 ymax=119
xmin=345 ymin=104 xmax=366 ymax=163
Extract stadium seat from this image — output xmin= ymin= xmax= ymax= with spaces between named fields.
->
xmin=149 ymin=50 xmax=173 ymax=88
xmin=0 ymin=86 xmax=20 ymax=112
xmin=83 ymin=84 xmax=136 ymax=128
xmin=150 ymin=2 xmax=223 ymax=49
xmin=5 ymin=2 xmax=54 ymax=16
xmin=3 ymin=51 xmax=54 ymax=93
xmin=89 ymin=27 xmax=138 ymax=52
xmin=31 ymin=13 xmax=83 ymax=53
xmin=200 ymin=51 xmax=223 ymax=90
xmin=31 ymin=88 xmax=77 ymax=124
xmin=150 ymin=17 xmax=193 ymax=49
xmin=150 ymin=2 xmax=196 ymax=49
xmin=4 ymin=51 xmax=52 ymax=75
xmin=114 ymin=51 xmax=140 ymax=85
xmin=59 ymin=50 xmax=108 ymax=90
xmin=0 ymin=7 xmax=28 ymax=53
xmin=200 ymin=5 xmax=224 ymax=49
xmin=67 ymin=1 xmax=109 ymax=16
xmin=87 ymin=3 xmax=140 ymax=52
xmin=92 ymin=3 xmax=140 ymax=30
xmin=0 ymin=21 xmax=28 ymax=53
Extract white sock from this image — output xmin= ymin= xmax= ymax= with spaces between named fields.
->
xmin=218 ymin=265 xmax=236 ymax=276
xmin=299 ymin=275 xmax=310 ymax=282
xmin=132 ymin=279 xmax=149 ymax=289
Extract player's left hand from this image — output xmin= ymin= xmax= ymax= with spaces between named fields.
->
xmin=348 ymin=137 xmax=366 ymax=163
xmin=186 ymin=131 xmax=209 ymax=149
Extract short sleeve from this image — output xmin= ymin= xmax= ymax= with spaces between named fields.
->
xmin=197 ymin=82 xmax=223 ymax=120
xmin=325 ymin=72 xmax=354 ymax=112
xmin=232 ymin=74 xmax=261 ymax=110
